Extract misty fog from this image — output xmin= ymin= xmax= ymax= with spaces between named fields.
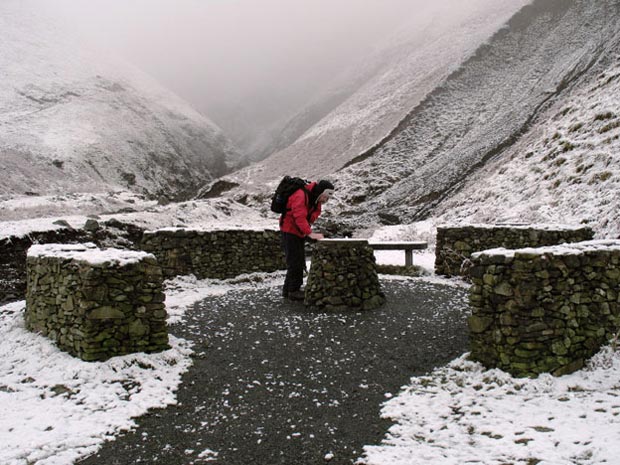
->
xmin=45 ymin=0 xmax=471 ymax=159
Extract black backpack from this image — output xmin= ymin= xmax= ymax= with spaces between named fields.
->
xmin=270 ymin=176 xmax=309 ymax=214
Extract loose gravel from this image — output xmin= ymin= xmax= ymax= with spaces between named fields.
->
xmin=78 ymin=278 xmax=470 ymax=465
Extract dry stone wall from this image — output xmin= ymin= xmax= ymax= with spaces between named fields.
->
xmin=140 ymin=228 xmax=285 ymax=279
xmin=435 ymin=224 xmax=594 ymax=277
xmin=1 ymin=229 xmax=91 ymax=305
xmin=305 ymin=239 xmax=385 ymax=311
xmin=0 ymin=219 xmax=146 ymax=305
xmin=468 ymin=240 xmax=620 ymax=377
xmin=25 ymin=243 xmax=169 ymax=361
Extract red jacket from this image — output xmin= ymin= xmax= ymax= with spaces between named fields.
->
xmin=279 ymin=181 xmax=322 ymax=237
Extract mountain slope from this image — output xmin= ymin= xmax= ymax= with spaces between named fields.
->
xmin=331 ymin=0 xmax=620 ymax=230
xmin=224 ymin=0 xmax=529 ymax=191
xmin=434 ymin=31 xmax=620 ymax=239
xmin=0 ymin=1 xmax=241 ymax=200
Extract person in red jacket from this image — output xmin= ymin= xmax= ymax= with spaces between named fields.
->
xmin=280 ymin=179 xmax=334 ymax=300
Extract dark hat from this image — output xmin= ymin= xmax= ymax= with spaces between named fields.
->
xmin=312 ymin=180 xmax=335 ymax=197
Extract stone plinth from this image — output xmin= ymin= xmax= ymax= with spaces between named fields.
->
xmin=468 ymin=240 xmax=620 ymax=377
xmin=305 ymin=239 xmax=385 ymax=311
xmin=435 ymin=223 xmax=594 ymax=277
xmin=25 ymin=243 xmax=169 ymax=361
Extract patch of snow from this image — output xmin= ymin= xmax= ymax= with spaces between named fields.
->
xmin=27 ymin=243 xmax=154 ymax=266
xmin=197 ymin=448 xmax=218 ymax=461
xmin=437 ymin=222 xmax=591 ymax=231
xmin=0 ymin=195 xmax=274 ymax=241
xmin=164 ymin=272 xmax=284 ymax=325
xmin=360 ymin=348 xmax=620 ymax=465
xmin=0 ymin=301 xmax=193 ymax=465
xmin=0 ymin=191 xmax=156 ymax=223
xmin=472 ymin=239 xmax=620 ymax=259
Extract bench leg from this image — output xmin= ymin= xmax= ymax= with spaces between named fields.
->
xmin=405 ymin=250 xmax=413 ymax=267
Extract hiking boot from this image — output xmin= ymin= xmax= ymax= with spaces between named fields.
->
xmin=283 ymin=286 xmax=304 ymax=298
xmin=287 ymin=290 xmax=305 ymax=301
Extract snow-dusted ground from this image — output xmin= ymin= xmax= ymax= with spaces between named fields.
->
xmin=360 ymin=346 xmax=620 ymax=465
xmin=1 ymin=219 xmax=619 ymax=464
xmin=0 ymin=193 xmax=274 ymax=239
xmin=0 ymin=299 xmax=193 ymax=465
xmin=0 ymin=191 xmax=157 ymax=223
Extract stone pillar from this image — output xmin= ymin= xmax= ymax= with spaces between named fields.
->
xmin=468 ymin=240 xmax=620 ymax=377
xmin=304 ymin=239 xmax=385 ymax=311
xmin=25 ymin=243 xmax=169 ymax=361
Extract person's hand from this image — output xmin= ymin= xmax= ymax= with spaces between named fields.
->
xmin=318 ymin=193 xmax=330 ymax=203
xmin=308 ymin=232 xmax=324 ymax=241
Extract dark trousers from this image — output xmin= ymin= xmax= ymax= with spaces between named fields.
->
xmin=281 ymin=232 xmax=306 ymax=293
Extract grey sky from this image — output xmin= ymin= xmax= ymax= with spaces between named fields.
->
xmin=52 ymin=1 xmax=419 ymax=108
xmin=45 ymin=0 xmax=469 ymax=155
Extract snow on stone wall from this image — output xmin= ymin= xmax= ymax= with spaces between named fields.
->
xmin=468 ymin=240 xmax=620 ymax=377
xmin=435 ymin=224 xmax=594 ymax=277
xmin=25 ymin=244 xmax=168 ymax=361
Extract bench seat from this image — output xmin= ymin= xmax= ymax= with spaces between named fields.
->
xmin=368 ymin=241 xmax=428 ymax=266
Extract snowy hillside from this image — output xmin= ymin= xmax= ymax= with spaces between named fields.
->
xmin=0 ymin=1 xmax=241 ymax=201
xmin=332 ymin=0 xmax=620 ymax=237
xmin=434 ymin=40 xmax=620 ymax=238
xmin=212 ymin=0 xmax=620 ymax=243
xmin=223 ymin=0 xmax=529 ymax=192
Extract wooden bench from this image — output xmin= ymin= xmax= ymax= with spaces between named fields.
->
xmin=368 ymin=241 xmax=428 ymax=266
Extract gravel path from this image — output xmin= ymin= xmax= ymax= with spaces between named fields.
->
xmin=78 ymin=278 xmax=470 ymax=465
